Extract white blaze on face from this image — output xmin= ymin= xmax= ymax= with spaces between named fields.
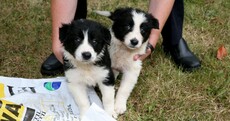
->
xmin=75 ymin=30 xmax=97 ymax=62
xmin=124 ymin=10 xmax=147 ymax=49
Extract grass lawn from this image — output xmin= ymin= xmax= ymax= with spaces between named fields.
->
xmin=0 ymin=0 xmax=229 ymax=120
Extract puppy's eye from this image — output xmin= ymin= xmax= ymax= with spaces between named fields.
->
xmin=125 ymin=25 xmax=131 ymax=30
xmin=140 ymin=28 xmax=145 ymax=34
xmin=92 ymin=39 xmax=97 ymax=46
xmin=75 ymin=37 xmax=81 ymax=42
xmin=141 ymin=23 xmax=149 ymax=34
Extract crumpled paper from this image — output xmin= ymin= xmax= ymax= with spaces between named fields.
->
xmin=0 ymin=76 xmax=116 ymax=121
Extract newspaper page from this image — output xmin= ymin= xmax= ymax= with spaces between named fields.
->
xmin=0 ymin=76 xmax=115 ymax=121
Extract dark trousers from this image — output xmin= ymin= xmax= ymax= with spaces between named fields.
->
xmin=74 ymin=0 xmax=87 ymax=20
xmin=162 ymin=0 xmax=184 ymax=46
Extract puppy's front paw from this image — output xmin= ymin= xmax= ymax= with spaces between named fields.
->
xmin=115 ymin=102 xmax=127 ymax=115
xmin=79 ymin=114 xmax=84 ymax=121
xmin=111 ymin=110 xmax=118 ymax=119
xmin=79 ymin=108 xmax=88 ymax=120
xmin=105 ymin=108 xmax=118 ymax=119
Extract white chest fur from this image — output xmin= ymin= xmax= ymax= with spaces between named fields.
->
xmin=109 ymin=35 xmax=148 ymax=72
xmin=63 ymin=49 xmax=109 ymax=86
xmin=65 ymin=62 xmax=109 ymax=86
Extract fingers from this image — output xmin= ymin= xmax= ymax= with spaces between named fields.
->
xmin=133 ymin=54 xmax=140 ymax=61
xmin=140 ymin=48 xmax=151 ymax=60
xmin=133 ymin=48 xmax=152 ymax=61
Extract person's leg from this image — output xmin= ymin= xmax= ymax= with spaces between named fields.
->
xmin=161 ymin=0 xmax=201 ymax=71
xmin=41 ymin=0 xmax=87 ymax=76
xmin=162 ymin=0 xmax=183 ymax=46
xmin=74 ymin=0 xmax=87 ymax=20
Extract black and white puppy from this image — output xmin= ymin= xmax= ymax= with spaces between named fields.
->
xmin=96 ymin=8 xmax=159 ymax=115
xmin=59 ymin=19 xmax=116 ymax=118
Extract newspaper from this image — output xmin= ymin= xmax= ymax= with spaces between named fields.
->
xmin=0 ymin=76 xmax=116 ymax=121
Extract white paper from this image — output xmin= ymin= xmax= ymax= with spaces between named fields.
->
xmin=0 ymin=76 xmax=116 ymax=121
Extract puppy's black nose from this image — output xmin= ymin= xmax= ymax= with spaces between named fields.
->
xmin=130 ymin=39 xmax=139 ymax=46
xmin=82 ymin=52 xmax=91 ymax=60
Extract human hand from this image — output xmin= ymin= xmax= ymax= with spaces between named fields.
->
xmin=133 ymin=43 xmax=154 ymax=61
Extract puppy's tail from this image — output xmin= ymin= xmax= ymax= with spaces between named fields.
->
xmin=94 ymin=10 xmax=111 ymax=17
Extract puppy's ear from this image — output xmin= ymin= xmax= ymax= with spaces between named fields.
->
xmin=150 ymin=15 xmax=159 ymax=29
xmin=59 ymin=23 xmax=71 ymax=43
xmin=102 ymin=27 xmax=111 ymax=45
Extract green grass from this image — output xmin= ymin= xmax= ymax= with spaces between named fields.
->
xmin=0 ymin=0 xmax=229 ymax=120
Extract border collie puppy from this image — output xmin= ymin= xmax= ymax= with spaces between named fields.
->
xmin=96 ymin=8 xmax=159 ymax=115
xmin=59 ymin=19 xmax=116 ymax=118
